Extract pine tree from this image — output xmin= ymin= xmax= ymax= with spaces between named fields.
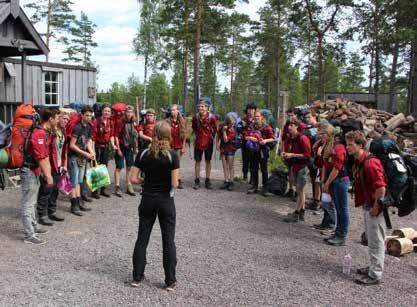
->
xmin=62 ymin=12 xmax=97 ymax=67
xmin=24 ymin=0 xmax=75 ymax=62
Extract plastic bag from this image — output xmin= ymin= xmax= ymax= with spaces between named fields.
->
xmin=86 ymin=162 xmax=111 ymax=192
xmin=57 ymin=174 xmax=73 ymax=195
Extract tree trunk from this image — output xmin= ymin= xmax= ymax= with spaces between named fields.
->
xmin=409 ymin=36 xmax=417 ymax=117
xmin=193 ymin=0 xmax=203 ymax=110
xmin=373 ymin=2 xmax=381 ymax=109
xmin=306 ymin=30 xmax=312 ymax=103
xmin=368 ymin=46 xmax=374 ymax=94
xmin=230 ymin=35 xmax=235 ymax=111
xmin=317 ymin=35 xmax=325 ymax=101
xmin=267 ymin=74 xmax=272 ymax=109
xmin=389 ymin=42 xmax=399 ymax=113
xmin=182 ymin=0 xmax=190 ymax=112
xmin=46 ymin=0 xmax=52 ymax=63
xmin=275 ymin=10 xmax=281 ymax=116
xmin=144 ymin=50 xmax=149 ymax=109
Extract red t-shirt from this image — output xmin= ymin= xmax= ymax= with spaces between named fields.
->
xmin=323 ymin=143 xmax=348 ymax=180
xmin=192 ymin=114 xmax=217 ymax=151
xmin=313 ymin=140 xmax=324 ymax=168
xmin=95 ymin=117 xmax=113 ymax=147
xmin=111 ymin=115 xmax=124 ymax=142
xmin=283 ymin=121 xmax=308 ymax=150
xmin=28 ymin=128 xmax=51 ymax=175
xmin=138 ymin=122 xmax=155 ymax=138
xmin=354 ymin=151 xmax=388 ymax=207
xmin=170 ymin=120 xmax=184 ymax=150
xmin=287 ymin=132 xmax=311 ymax=174
xmin=220 ymin=126 xmax=236 ymax=154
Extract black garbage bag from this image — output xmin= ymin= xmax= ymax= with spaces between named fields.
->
xmin=268 ymin=168 xmax=288 ymax=195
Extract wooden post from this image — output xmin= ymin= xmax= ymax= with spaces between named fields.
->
xmin=21 ymin=52 xmax=26 ymax=103
xmin=136 ymin=96 xmax=140 ymax=118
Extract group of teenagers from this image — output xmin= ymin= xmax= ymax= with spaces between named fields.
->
xmin=18 ymin=97 xmax=388 ymax=288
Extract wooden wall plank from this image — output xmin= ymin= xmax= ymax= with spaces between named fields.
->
xmin=75 ymin=69 xmax=82 ymax=102
xmin=69 ymin=69 xmax=76 ymax=102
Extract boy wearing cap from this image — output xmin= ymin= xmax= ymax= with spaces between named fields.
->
xmin=192 ymin=99 xmax=218 ymax=189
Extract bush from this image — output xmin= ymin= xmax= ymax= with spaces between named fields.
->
xmin=268 ymin=150 xmax=288 ymax=172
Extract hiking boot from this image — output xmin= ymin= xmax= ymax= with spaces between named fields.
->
xmin=127 ymin=184 xmax=136 ymax=196
xmin=323 ymin=232 xmax=336 ymax=242
xmin=299 ymin=209 xmax=305 ymax=221
xmin=193 ymin=178 xmax=200 ymax=190
xmin=313 ymin=223 xmax=327 ymax=230
xmin=354 ymin=275 xmax=381 ymax=286
xmin=227 ymin=182 xmax=234 ymax=191
xmin=49 ymin=213 xmax=65 ymax=222
xmin=130 ymin=276 xmax=145 ymax=287
xmin=177 ymin=180 xmax=184 ymax=190
xmin=205 ymin=178 xmax=213 ymax=190
xmin=262 ymin=188 xmax=274 ymax=197
xmin=283 ymin=211 xmax=300 ymax=223
xmin=24 ymin=236 xmax=46 ymax=245
xmin=81 ymin=194 xmax=93 ymax=203
xmin=100 ymin=187 xmax=111 ymax=197
xmin=91 ymin=190 xmax=100 ymax=199
xmin=70 ymin=198 xmax=83 ymax=216
xmin=38 ymin=216 xmax=54 ymax=226
xmin=306 ymin=200 xmax=320 ymax=211
xmin=356 ymin=267 xmax=370 ymax=276
xmin=114 ymin=186 xmax=123 ymax=197
xmin=327 ymin=235 xmax=346 ymax=246
xmin=79 ymin=197 xmax=92 ymax=212
xmin=284 ymin=189 xmax=295 ymax=198
xmin=219 ymin=181 xmax=229 ymax=190
xmin=247 ymin=186 xmax=258 ymax=194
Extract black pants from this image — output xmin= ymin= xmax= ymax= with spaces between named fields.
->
xmin=249 ymin=151 xmax=269 ymax=189
xmin=49 ymin=171 xmax=60 ymax=216
xmin=37 ymin=171 xmax=59 ymax=217
xmin=308 ymin=164 xmax=318 ymax=199
xmin=96 ymin=146 xmax=109 ymax=166
xmin=241 ymin=146 xmax=250 ymax=179
xmin=133 ymin=193 xmax=177 ymax=285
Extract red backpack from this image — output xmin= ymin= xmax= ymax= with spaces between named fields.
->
xmin=65 ymin=112 xmax=82 ymax=137
xmin=6 ymin=104 xmax=38 ymax=169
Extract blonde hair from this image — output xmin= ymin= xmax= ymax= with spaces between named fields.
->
xmin=168 ymin=104 xmax=187 ymax=139
xmin=321 ymin=123 xmax=335 ymax=160
xmin=149 ymin=120 xmax=172 ymax=159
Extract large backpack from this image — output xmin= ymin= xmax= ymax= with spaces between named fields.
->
xmin=368 ymin=137 xmax=413 ymax=217
xmin=268 ymin=168 xmax=288 ymax=195
xmin=225 ymin=111 xmax=243 ymax=149
xmin=65 ymin=112 xmax=82 ymax=137
xmin=6 ymin=104 xmax=39 ymax=169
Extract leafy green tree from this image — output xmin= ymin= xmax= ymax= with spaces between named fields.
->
xmin=24 ymin=0 xmax=75 ymax=62
xmin=340 ymin=52 xmax=366 ymax=92
xmin=146 ymin=73 xmax=171 ymax=115
xmin=133 ymin=0 xmax=162 ymax=108
xmin=62 ymin=11 xmax=97 ymax=67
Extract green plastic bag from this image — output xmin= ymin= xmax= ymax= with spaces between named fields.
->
xmin=86 ymin=162 xmax=111 ymax=192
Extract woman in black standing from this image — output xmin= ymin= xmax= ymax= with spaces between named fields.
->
xmin=129 ymin=120 xmax=179 ymax=291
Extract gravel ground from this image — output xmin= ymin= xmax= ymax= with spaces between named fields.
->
xmin=0 ymin=151 xmax=416 ymax=306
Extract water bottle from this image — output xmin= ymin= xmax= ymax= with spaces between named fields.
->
xmin=343 ymin=254 xmax=352 ymax=275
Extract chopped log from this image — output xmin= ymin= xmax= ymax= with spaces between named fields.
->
xmin=391 ymin=228 xmax=417 ymax=239
xmin=368 ymin=130 xmax=382 ymax=139
xmin=365 ymin=119 xmax=377 ymax=126
xmin=386 ymin=238 xmax=417 ymax=257
xmin=385 ymin=113 xmax=405 ymax=129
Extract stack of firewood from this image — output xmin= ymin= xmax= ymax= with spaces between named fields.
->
xmin=310 ymin=98 xmax=417 ymax=154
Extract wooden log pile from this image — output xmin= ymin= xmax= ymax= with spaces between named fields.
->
xmin=310 ymin=98 xmax=417 ymax=154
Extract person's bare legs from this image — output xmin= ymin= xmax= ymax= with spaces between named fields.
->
xmin=221 ymin=156 xmax=229 ymax=181
xmin=195 ymin=161 xmax=201 ymax=180
xmin=205 ymin=160 xmax=211 ymax=179
xmin=228 ymin=156 xmax=234 ymax=182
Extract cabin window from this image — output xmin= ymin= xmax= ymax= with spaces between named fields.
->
xmin=44 ymin=71 xmax=60 ymax=106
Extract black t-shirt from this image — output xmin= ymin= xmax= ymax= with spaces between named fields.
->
xmin=134 ymin=149 xmax=180 ymax=193
xmin=69 ymin=122 xmax=92 ymax=157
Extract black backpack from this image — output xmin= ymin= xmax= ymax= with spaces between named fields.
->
xmin=398 ymin=154 xmax=417 ymax=217
xmin=268 ymin=168 xmax=288 ymax=195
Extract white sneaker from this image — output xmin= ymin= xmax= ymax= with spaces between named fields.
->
xmin=24 ymin=236 xmax=46 ymax=245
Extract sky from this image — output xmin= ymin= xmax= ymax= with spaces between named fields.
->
xmin=21 ymin=0 xmax=267 ymax=91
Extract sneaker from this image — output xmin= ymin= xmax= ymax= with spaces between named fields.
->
xmin=127 ymin=184 xmax=136 ymax=196
xmin=320 ymin=229 xmax=334 ymax=236
xmin=262 ymin=188 xmax=274 ymax=197
xmin=247 ymin=187 xmax=258 ymax=194
xmin=177 ymin=180 xmax=184 ymax=190
xmin=49 ymin=214 xmax=65 ymax=222
xmin=313 ymin=223 xmax=327 ymax=230
xmin=164 ymin=281 xmax=176 ymax=292
xmin=354 ymin=275 xmax=381 ymax=286
xmin=205 ymin=178 xmax=213 ymax=190
xmin=193 ymin=179 xmax=200 ymax=190
xmin=283 ymin=211 xmax=300 ymax=223
xmin=24 ymin=236 xmax=46 ymax=245
xmin=38 ymin=216 xmax=54 ymax=226
xmin=114 ymin=186 xmax=123 ymax=197
xmin=130 ymin=277 xmax=144 ymax=287
xmin=356 ymin=267 xmax=370 ymax=276
xmin=219 ymin=181 xmax=229 ymax=190
xmin=227 ymin=182 xmax=234 ymax=191
xmin=327 ymin=235 xmax=346 ymax=246
xmin=323 ymin=232 xmax=336 ymax=242
xmin=306 ymin=200 xmax=320 ymax=211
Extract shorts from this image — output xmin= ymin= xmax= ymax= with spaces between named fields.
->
xmin=295 ymin=167 xmax=309 ymax=190
xmin=115 ymin=146 xmax=135 ymax=169
xmin=68 ymin=156 xmax=87 ymax=187
xmin=221 ymin=150 xmax=236 ymax=157
xmin=194 ymin=146 xmax=213 ymax=162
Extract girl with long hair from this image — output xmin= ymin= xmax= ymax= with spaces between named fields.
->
xmin=129 ymin=120 xmax=179 ymax=291
xmin=217 ymin=114 xmax=237 ymax=191
xmin=167 ymin=104 xmax=187 ymax=189
xmin=113 ymin=106 xmax=138 ymax=197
